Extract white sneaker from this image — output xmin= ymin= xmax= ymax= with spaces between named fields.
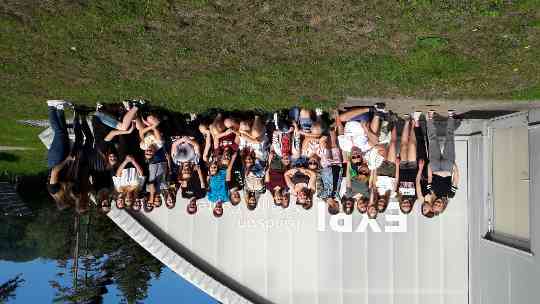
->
xmin=315 ymin=108 xmax=323 ymax=117
xmin=412 ymin=111 xmax=422 ymax=121
xmin=96 ymin=102 xmax=103 ymax=112
xmin=122 ymin=101 xmax=132 ymax=111
xmin=190 ymin=113 xmax=197 ymax=121
xmin=47 ymin=100 xmax=71 ymax=110
xmin=273 ymin=112 xmax=279 ymax=129
xmin=374 ymin=102 xmax=388 ymax=113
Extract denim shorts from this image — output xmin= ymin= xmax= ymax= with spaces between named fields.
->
xmin=95 ymin=112 xmax=119 ymax=129
xmin=299 ymin=117 xmax=313 ymax=131
xmin=350 ymin=112 xmax=371 ymax=122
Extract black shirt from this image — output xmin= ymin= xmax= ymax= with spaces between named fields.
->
xmin=181 ymin=174 xmax=204 ymax=199
xmin=429 ymin=175 xmax=457 ymax=198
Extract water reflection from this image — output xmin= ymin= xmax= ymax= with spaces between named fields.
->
xmin=1 ymin=175 xmax=219 ymax=303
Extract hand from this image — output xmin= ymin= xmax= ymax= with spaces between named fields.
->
xmin=125 ymin=155 xmax=134 ymax=162
xmin=269 ymin=150 xmax=276 ymax=161
xmin=67 ymin=154 xmax=76 ymax=161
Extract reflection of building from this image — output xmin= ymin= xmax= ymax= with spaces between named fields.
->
xmin=0 ymin=181 xmax=32 ymax=217
xmin=102 ymin=104 xmax=540 ymax=303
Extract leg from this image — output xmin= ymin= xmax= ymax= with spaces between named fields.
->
xmin=414 ymin=125 xmax=428 ymax=161
xmin=47 ymin=107 xmax=69 ymax=168
xmin=426 ymin=118 xmax=442 ymax=163
xmin=442 ymin=117 xmax=456 ymax=166
xmin=369 ymin=114 xmax=380 ymax=135
xmin=339 ymin=108 xmax=370 ymax=122
xmin=135 ymin=116 xmax=146 ymax=140
xmin=251 ymin=115 xmax=265 ymax=139
xmin=117 ymin=107 xmax=138 ymax=131
xmin=407 ymin=124 xmax=417 ymax=162
xmin=95 ymin=111 xmax=121 ymax=129
xmin=386 ymin=126 xmax=398 ymax=163
xmin=400 ymin=119 xmax=411 ymax=160
xmin=72 ymin=113 xmax=84 ymax=153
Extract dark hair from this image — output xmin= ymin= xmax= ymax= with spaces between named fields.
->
xmin=115 ymin=192 xmax=125 ymax=209
xmin=398 ymin=194 xmax=416 ymax=214
xmin=421 ymin=202 xmax=434 ymax=218
xmin=187 ymin=199 xmax=198 ymax=215
xmin=245 ymin=191 xmax=258 ymax=210
xmin=165 ymin=190 xmax=176 ymax=209
xmin=367 ymin=204 xmax=378 ymax=219
xmin=241 ymin=148 xmax=256 ymax=169
xmin=213 ymin=206 xmax=223 ymax=217
xmin=341 ymin=198 xmax=354 ymax=215
xmin=328 ymin=203 xmax=340 ymax=215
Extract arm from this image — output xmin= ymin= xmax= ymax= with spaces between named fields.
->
xmin=170 ymin=140 xmax=182 ymax=158
xmin=116 ymin=158 xmax=129 ymax=177
xmin=131 ymin=158 xmax=144 ymax=177
xmin=202 ymin=132 xmax=212 ymax=163
xmin=265 ymin=151 xmax=275 ymax=183
xmin=139 ymin=123 xmax=160 ymax=139
xmin=346 ymin=162 xmax=352 ymax=188
xmin=301 ymin=169 xmax=317 ymax=191
xmin=104 ymin=124 xmax=134 ymax=142
xmin=284 ymin=168 xmax=297 ymax=189
xmin=394 ymin=158 xmax=400 ymax=192
xmin=369 ymin=169 xmax=377 ymax=189
xmin=416 ymin=159 xmax=425 ymax=200
xmin=452 ymin=163 xmax=460 ymax=186
xmin=196 ymin=165 xmax=206 ymax=189
xmin=239 ymin=131 xmax=262 ymax=143
xmin=427 ymin=164 xmax=433 ymax=183
xmin=362 ymin=122 xmax=380 ymax=146
xmin=187 ymin=138 xmax=202 ymax=156
xmin=215 ymin=128 xmax=234 ymax=140
xmin=226 ymin=152 xmax=238 ymax=181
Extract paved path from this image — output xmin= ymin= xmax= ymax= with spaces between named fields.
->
xmin=0 ymin=146 xmax=35 ymax=151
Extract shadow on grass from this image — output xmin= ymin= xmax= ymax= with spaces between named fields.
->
xmin=0 ymin=152 xmax=21 ymax=162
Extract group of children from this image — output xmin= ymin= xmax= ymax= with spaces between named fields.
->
xmin=46 ymin=100 xmax=459 ymax=218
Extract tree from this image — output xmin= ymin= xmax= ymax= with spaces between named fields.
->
xmin=0 ymin=274 xmax=25 ymax=303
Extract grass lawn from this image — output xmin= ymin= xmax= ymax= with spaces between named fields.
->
xmin=1 ymin=0 xmax=540 ymax=175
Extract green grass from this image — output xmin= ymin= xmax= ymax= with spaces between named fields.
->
xmin=1 ymin=0 xmax=540 ymax=175
xmin=0 ymin=120 xmax=47 ymax=176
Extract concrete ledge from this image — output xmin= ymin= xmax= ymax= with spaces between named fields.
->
xmin=107 ymin=207 xmax=252 ymax=304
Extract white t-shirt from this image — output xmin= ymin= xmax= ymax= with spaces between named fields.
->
xmin=338 ymin=121 xmax=371 ymax=153
xmin=365 ymin=148 xmax=384 ymax=170
xmin=376 ymin=175 xmax=396 ymax=197
xmin=113 ymin=168 xmax=146 ymax=191
xmin=140 ymin=134 xmax=164 ymax=150
xmin=239 ymin=135 xmax=268 ymax=160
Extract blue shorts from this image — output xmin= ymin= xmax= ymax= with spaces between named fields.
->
xmin=95 ymin=112 xmax=120 ymax=129
xmin=350 ymin=112 xmax=371 ymax=122
xmin=299 ymin=117 xmax=313 ymax=131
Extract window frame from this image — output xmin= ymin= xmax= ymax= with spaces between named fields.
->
xmin=484 ymin=111 xmax=532 ymax=254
